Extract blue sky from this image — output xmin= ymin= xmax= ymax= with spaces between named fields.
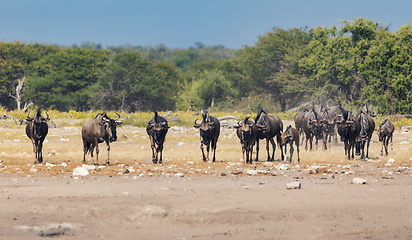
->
xmin=1 ymin=0 xmax=411 ymax=49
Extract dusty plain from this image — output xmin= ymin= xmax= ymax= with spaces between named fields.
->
xmin=0 ymin=119 xmax=412 ymax=239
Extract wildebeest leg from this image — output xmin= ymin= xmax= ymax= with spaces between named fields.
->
xmin=266 ymin=138 xmax=274 ymax=161
xmin=94 ymin=139 xmax=99 ymax=165
xmin=37 ymin=141 xmax=43 ymax=164
xmin=255 ymin=139 xmax=260 ymax=162
xmin=106 ymin=141 xmax=110 ymax=165
xmin=289 ymin=143 xmax=294 ymax=163
xmin=83 ymin=142 xmax=90 ymax=163
xmin=297 ymin=143 xmax=300 ymax=163
xmin=309 ymin=135 xmax=313 ymax=151
xmin=200 ymin=143 xmax=208 ymax=162
xmin=390 ymin=134 xmax=394 ymax=154
xmin=158 ymin=143 xmax=163 ymax=164
xmin=277 ymin=134 xmax=284 ymax=161
xmin=365 ymin=138 xmax=370 ymax=159
xmin=241 ymin=143 xmax=247 ymax=163
xmin=211 ymin=139 xmax=217 ymax=162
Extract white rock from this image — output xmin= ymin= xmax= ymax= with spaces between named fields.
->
xmin=61 ymin=162 xmax=68 ymax=167
xmin=385 ymin=163 xmax=392 ymax=167
xmin=263 ymin=162 xmax=273 ymax=167
xmin=174 ymin=173 xmax=184 ymax=177
xmin=186 ymin=161 xmax=194 ymax=165
xmin=72 ymin=167 xmax=89 ymax=176
xmin=177 ymin=142 xmax=185 ymax=146
xmin=278 ymin=164 xmax=290 ymax=171
xmin=45 ymin=162 xmax=56 ymax=167
xmin=29 ymin=168 xmax=38 ymax=173
xmin=388 ymin=158 xmax=395 ymax=163
xmin=246 ymin=169 xmax=258 ymax=176
xmin=286 ymin=182 xmax=301 ymax=189
xmin=17 ymin=222 xmax=81 ymax=237
xmin=352 ymin=178 xmax=367 ymax=185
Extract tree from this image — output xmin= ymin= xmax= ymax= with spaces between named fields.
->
xmin=24 ymin=47 xmax=110 ymax=111
xmin=96 ymin=50 xmax=182 ymax=112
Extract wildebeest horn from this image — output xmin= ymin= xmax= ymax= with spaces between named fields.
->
xmin=114 ymin=112 xmax=120 ymax=121
xmin=347 ymin=120 xmax=354 ymax=124
xmin=45 ymin=111 xmax=50 ymax=121
xmin=194 ymin=119 xmax=201 ymax=128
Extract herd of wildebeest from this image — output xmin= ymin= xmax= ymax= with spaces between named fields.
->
xmin=24 ymin=102 xmax=395 ymax=165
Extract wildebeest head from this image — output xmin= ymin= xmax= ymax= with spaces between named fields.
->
xmin=320 ymin=108 xmax=335 ymax=136
xmin=26 ymin=109 xmax=50 ymax=140
xmin=194 ymin=112 xmax=215 ymax=145
xmin=335 ymin=115 xmax=356 ymax=142
xmin=308 ymin=110 xmax=324 ymax=140
xmin=281 ymin=125 xmax=294 ymax=146
xmin=148 ymin=112 xmax=168 ymax=144
xmin=99 ymin=113 xmax=122 ymax=142
xmin=255 ymin=110 xmax=270 ymax=135
xmin=235 ymin=116 xmax=254 ymax=143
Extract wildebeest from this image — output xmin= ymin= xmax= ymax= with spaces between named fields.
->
xmin=355 ymin=104 xmax=375 ymax=159
xmin=26 ymin=109 xmax=50 ymax=164
xmin=82 ymin=113 xmax=122 ymax=165
xmin=294 ymin=109 xmax=308 ymax=144
xmin=335 ymin=110 xmax=361 ymax=160
xmin=194 ymin=111 xmax=220 ymax=162
xmin=281 ymin=125 xmax=300 ymax=163
xmin=146 ymin=111 xmax=169 ymax=164
xmin=377 ymin=119 xmax=394 ymax=156
xmin=325 ymin=102 xmax=346 ymax=144
xmin=255 ymin=110 xmax=284 ymax=161
xmin=235 ymin=116 xmax=257 ymax=164
xmin=301 ymin=109 xmax=325 ymax=151
xmin=320 ymin=106 xmax=337 ymax=147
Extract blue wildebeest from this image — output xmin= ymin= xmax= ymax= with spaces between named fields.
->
xmin=302 ymin=109 xmax=326 ymax=150
xmin=235 ymin=116 xmax=257 ymax=164
xmin=335 ymin=109 xmax=361 ymax=160
xmin=377 ymin=119 xmax=394 ymax=156
xmin=355 ymin=104 xmax=375 ymax=159
xmin=255 ymin=110 xmax=284 ymax=161
xmin=82 ymin=113 xmax=122 ymax=165
xmin=294 ymin=109 xmax=308 ymax=145
xmin=194 ymin=111 xmax=220 ymax=162
xmin=146 ymin=111 xmax=169 ymax=164
xmin=26 ymin=109 xmax=50 ymax=164
xmin=281 ymin=125 xmax=300 ymax=163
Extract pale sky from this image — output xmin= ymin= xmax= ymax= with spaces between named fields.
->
xmin=1 ymin=0 xmax=411 ymax=49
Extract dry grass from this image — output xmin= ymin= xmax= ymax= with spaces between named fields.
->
xmin=0 ymin=117 xmax=411 ymax=177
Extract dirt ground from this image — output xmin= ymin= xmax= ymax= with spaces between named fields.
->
xmin=1 ymin=120 xmax=412 ymax=239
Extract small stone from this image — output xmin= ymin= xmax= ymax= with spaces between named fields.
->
xmin=352 ymin=178 xmax=367 ymax=185
xmin=174 ymin=173 xmax=184 ymax=177
xmin=246 ymin=169 xmax=258 ymax=176
xmin=29 ymin=168 xmax=38 ymax=173
xmin=286 ymin=182 xmax=301 ymax=189
xmin=388 ymin=158 xmax=395 ymax=163
xmin=72 ymin=167 xmax=89 ymax=176
xmin=263 ymin=162 xmax=273 ymax=167
xmin=385 ymin=163 xmax=392 ymax=167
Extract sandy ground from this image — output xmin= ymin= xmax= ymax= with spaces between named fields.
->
xmin=1 ymin=119 xmax=412 ymax=239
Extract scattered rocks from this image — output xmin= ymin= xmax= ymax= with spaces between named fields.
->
xmin=246 ymin=169 xmax=258 ymax=176
xmin=352 ymin=178 xmax=367 ymax=185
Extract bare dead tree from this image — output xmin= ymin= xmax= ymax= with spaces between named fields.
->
xmin=9 ymin=76 xmax=32 ymax=111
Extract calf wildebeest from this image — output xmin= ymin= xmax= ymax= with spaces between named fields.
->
xmin=255 ymin=110 xmax=284 ymax=161
xmin=355 ymin=104 xmax=375 ymax=159
xmin=335 ymin=111 xmax=361 ymax=160
xmin=302 ymin=109 xmax=325 ymax=150
xmin=235 ymin=116 xmax=257 ymax=164
xmin=281 ymin=125 xmax=300 ymax=163
xmin=294 ymin=109 xmax=308 ymax=144
xmin=377 ymin=119 xmax=394 ymax=156
xmin=82 ymin=113 xmax=122 ymax=165
xmin=194 ymin=111 xmax=220 ymax=162
xmin=146 ymin=111 xmax=169 ymax=164
xmin=26 ymin=109 xmax=50 ymax=164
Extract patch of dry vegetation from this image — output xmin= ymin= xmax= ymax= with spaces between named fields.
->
xmin=0 ymin=112 xmax=411 ymax=177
